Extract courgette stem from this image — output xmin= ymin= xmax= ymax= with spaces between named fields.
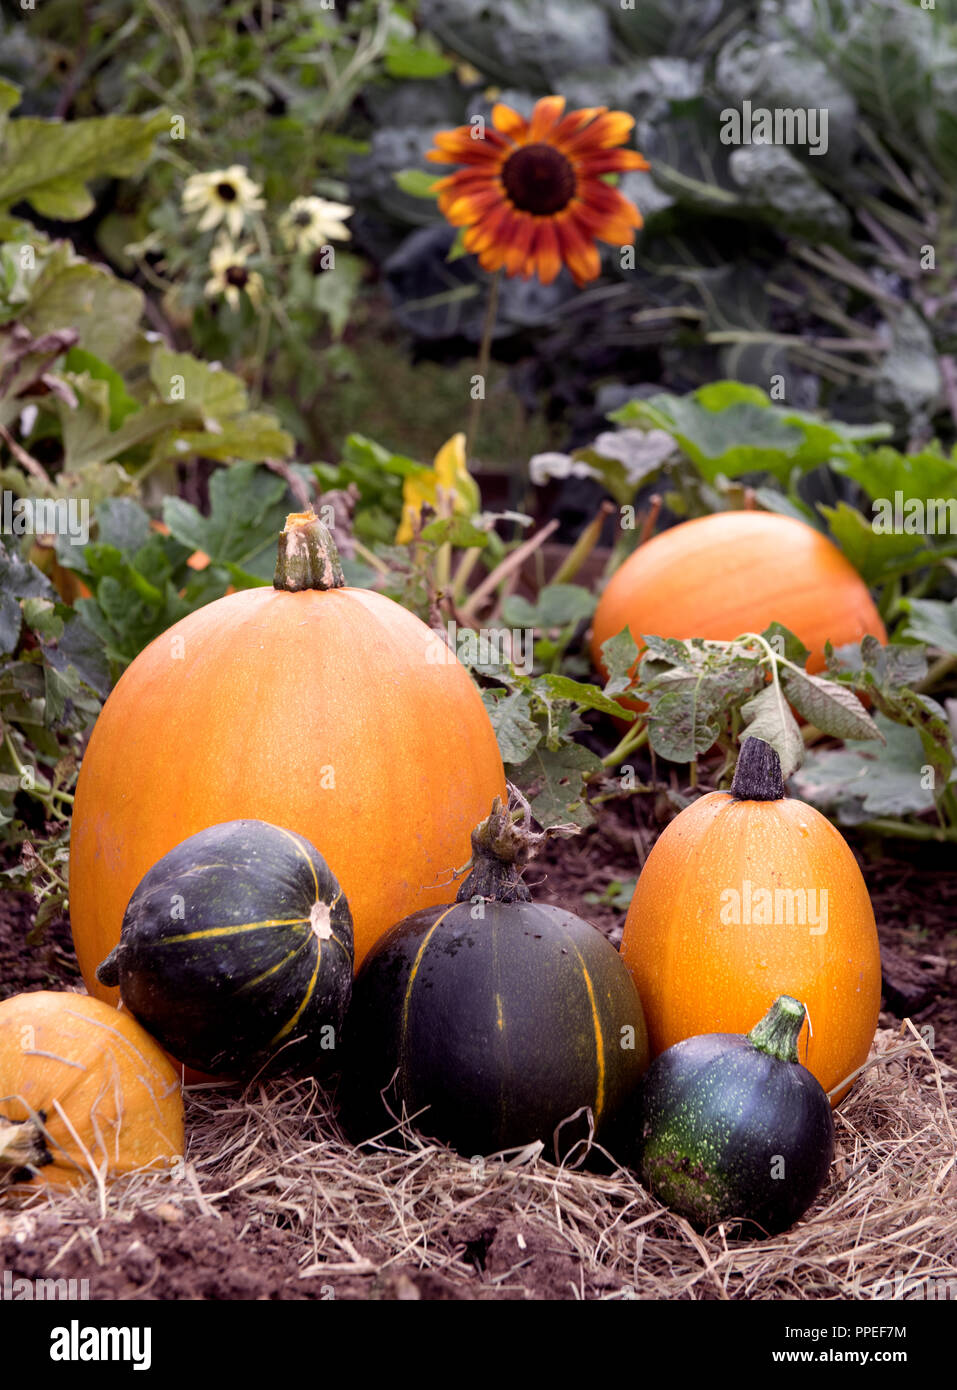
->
xmin=747 ymin=995 xmax=807 ymax=1064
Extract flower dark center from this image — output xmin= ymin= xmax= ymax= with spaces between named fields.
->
xmin=216 ymin=182 xmax=239 ymax=202
xmin=294 ymin=210 xmax=313 ymax=227
xmin=225 ymin=266 xmax=249 ymax=288
xmin=502 ymin=143 xmax=576 ymax=216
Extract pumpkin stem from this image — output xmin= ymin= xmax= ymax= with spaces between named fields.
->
xmin=456 ymin=785 xmax=580 ymax=904
xmin=456 ymin=795 xmax=535 ymax=903
xmin=0 ymin=1113 xmax=52 ymax=1179
xmin=730 ymin=736 xmax=785 ymax=802
xmin=747 ymin=995 xmax=807 ymax=1064
xmin=273 ymin=510 xmax=346 ymax=592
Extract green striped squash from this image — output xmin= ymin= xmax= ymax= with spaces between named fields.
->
xmin=339 ymin=895 xmax=649 ymax=1159
xmin=97 ymin=819 xmax=353 ymax=1076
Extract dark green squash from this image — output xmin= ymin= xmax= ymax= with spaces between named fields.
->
xmin=96 ymin=819 xmax=353 ymax=1076
xmin=338 ymin=798 xmax=649 ymax=1159
xmin=631 ymin=995 xmax=834 ymax=1236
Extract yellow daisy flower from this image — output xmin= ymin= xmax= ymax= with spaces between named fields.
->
xmin=204 ymin=237 xmax=264 ymax=310
xmin=279 ymin=196 xmax=354 ymax=253
xmin=182 ymin=165 xmax=265 ymax=240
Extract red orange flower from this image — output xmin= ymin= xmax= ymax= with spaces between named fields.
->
xmin=427 ymin=96 xmax=649 ymax=287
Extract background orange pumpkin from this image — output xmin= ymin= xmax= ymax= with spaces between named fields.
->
xmin=591 ymin=510 xmax=886 ymax=682
xmin=0 ymin=991 xmax=183 ymax=1187
xmin=619 ymin=738 xmax=881 ymax=1105
xmin=69 ymin=512 xmax=506 ymax=992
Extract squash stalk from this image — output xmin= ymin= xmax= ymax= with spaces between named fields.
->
xmin=273 ymin=510 xmax=346 ymax=592
xmin=456 ymin=796 xmax=542 ymax=904
xmin=730 ymin=736 xmax=785 ymax=802
xmin=747 ymin=995 xmax=807 ymax=1064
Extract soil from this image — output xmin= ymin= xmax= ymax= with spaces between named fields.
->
xmin=0 ymin=796 xmax=954 ymax=1301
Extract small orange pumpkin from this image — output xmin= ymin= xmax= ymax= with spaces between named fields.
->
xmin=0 ymin=991 xmax=184 ymax=1188
xmin=619 ymin=737 xmax=881 ymax=1105
xmin=69 ymin=510 xmax=506 ymax=987
xmin=591 ymin=510 xmax=886 ymax=683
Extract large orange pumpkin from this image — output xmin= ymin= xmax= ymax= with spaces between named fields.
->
xmin=0 ymin=991 xmax=183 ymax=1188
xmin=619 ymin=738 xmax=881 ymax=1105
xmin=591 ymin=510 xmax=886 ymax=680
xmin=69 ymin=510 xmax=506 ymax=988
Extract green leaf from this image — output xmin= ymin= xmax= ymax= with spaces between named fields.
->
xmin=902 ymin=598 xmax=957 ymax=655
xmin=780 ymin=668 xmax=883 ymax=743
xmin=419 ymin=515 xmax=488 ymax=547
xmin=611 ymin=383 xmax=889 ymax=484
xmin=312 ymin=250 xmax=362 ymax=340
xmin=149 ymin=348 xmax=248 ymax=423
xmin=0 ymin=110 xmax=168 ymax=220
xmin=739 ymin=683 xmax=804 ymax=778
xmin=820 ymin=500 xmax=957 ymax=586
xmin=790 ymin=716 xmax=943 ymax=823
xmin=162 ymin=462 xmax=289 ymax=579
xmin=481 ymin=688 xmax=540 ymax=764
xmin=385 ymin=38 xmax=455 ymax=78
xmin=64 ymin=347 xmax=139 ymax=428
xmin=536 ymin=584 xmax=597 ymax=628
xmin=537 ymin=674 xmax=636 ymax=722
xmin=761 ymin=622 xmax=810 ymax=668
xmin=832 ymin=442 xmax=957 ymax=505
xmin=645 ymin=687 xmax=723 ymax=763
xmin=44 ymin=615 xmax=110 ymax=698
xmin=501 ymin=584 xmax=597 ymax=630
xmin=57 ymin=376 xmax=201 ymax=471
xmin=171 ymin=414 xmax=294 ymax=464
xmin=601 ymin=628 xmax=640 ymax=696
xmin=93 ymin=498 xmax=152 ymax=556
xmin=20 ymin=597 xmax=63 ymax=643
xmin=393 ymin=169 xmax=439 ymax=198
xmin=507 ymin=742 xmax=601 ymax=829
xmin=837 ymin=2 xmax=935 ymax=147
xmin=727 ymin=145 xmax=849 ymax=237
xmin=0 ymin=81 xmax=20 ymax=118
xmin=22 ymin=247 xmax=144 ymax=363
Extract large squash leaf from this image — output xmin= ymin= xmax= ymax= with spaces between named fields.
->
xmin=0 ymin=90 xmax=167 ymax=221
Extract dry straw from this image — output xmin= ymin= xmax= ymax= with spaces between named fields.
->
xmin=2 ymin=1024 xmax=954 ymax=1300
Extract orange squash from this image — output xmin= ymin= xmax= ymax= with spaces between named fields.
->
xmin=0 ymin=991 xmax=183 ymax=1188
xmin=69 ymin=510 xmax=506 ymax=987
xmin=591 ymin=510 xmax=886 ymax=682
xmin=619 ymin=737 xmax=881 ymax=1105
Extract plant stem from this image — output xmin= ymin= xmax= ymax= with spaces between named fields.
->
xmin=918 ymin=653 xmax=957 ymax=693
xmin=465 ymin=269 xmax=502 ymax=463
xmin=856 ymin=818 xmax=957 ymax=843
xmin=450 ymin=546 xmax=483 ymax=605
xmin=551 ymin=500 xmax=614 ymax=585
xmin=599 ymin=722 xmax=648 ymax=770
xmin=460 ymin=519 xmax=558 ymax=624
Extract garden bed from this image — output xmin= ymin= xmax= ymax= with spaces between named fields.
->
xmin=2 ymin=800 xmax=954 ymax=1302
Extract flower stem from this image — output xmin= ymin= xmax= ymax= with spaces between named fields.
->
xmin=465 ymin=268 xmax=502 ymax=462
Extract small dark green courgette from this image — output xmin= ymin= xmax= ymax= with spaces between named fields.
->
xmin=97 ymin=819 xmax=353 ymax=1076
xmin=632 ymin=995 xmax=834 ymax=1236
